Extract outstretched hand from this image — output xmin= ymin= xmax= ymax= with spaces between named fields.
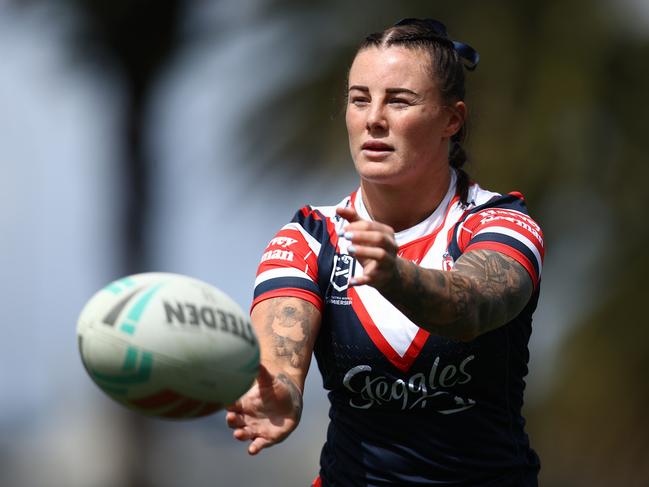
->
xmin=226 ymin=364 xmax=302 ymax=455
xmin=336 ymin=206 xmax=400 ymax=291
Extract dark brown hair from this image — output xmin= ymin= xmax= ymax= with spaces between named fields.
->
xmin=355 ymin=20 xmax=473 ymax=205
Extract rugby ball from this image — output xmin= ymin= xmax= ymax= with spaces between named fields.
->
xmin=77 ymin=273 xmax=259 ymax=419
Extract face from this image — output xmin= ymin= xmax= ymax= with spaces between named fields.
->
xmin=346 ymin=46 xmax=465 ymax=187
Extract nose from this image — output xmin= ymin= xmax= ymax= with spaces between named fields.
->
xmin=366 ymin=102 xmax=387 ymax=133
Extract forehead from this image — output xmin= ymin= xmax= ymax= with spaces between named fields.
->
xmin=348 ymin=46 xmax=436 ymax=92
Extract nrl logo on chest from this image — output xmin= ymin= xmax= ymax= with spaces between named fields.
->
xmin=326 ymin=253 xmax=355 ymax=305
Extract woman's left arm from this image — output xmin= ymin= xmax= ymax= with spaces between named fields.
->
xmin=387 ymin=249 xmax=533 ymax=341
xmin=337 ymin=207 xmax=534 ymax=342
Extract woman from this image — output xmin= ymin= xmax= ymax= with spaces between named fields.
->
xmin=226 ymin=18 xmax=544 ymax=486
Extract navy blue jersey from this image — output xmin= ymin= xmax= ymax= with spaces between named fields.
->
xmin=253 ymin=174 xmax=544 ymax=486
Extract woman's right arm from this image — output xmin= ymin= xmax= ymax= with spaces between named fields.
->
xmin=226 ymin=296 xmax=321 ymax=455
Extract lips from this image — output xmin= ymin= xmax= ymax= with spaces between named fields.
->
xmin=361 ymin=141 xmax=394 ymax=151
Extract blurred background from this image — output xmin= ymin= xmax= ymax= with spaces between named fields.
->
xmin=1 ymin=0 xmax=647 ymax=485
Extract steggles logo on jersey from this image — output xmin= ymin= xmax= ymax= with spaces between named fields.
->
xmin=342 ymin=355 xmax=476 ymax=414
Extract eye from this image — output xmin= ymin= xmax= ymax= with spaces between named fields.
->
xmin=388 ymin=98 xmax=410 ymax=108
xmin=350 ymin=96 xmax=370 ymax=107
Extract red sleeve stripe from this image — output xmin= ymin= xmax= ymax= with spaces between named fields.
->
xmin=257 ymin=253 xmax=319 ymax=279
xmin=469 ymin=232 xmax=540 ymax=278
xmin=463 ymin=209 xmax=543 ymax=243
xmin=474 ymin=226 xmax=543 ymax=271
xmin=473 ymin=220 xmax=544 ymax=259
xmin=251 ymin=288 xmax=323 ymax=314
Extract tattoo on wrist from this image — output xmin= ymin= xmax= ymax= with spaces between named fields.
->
xmin=276 ymin=373 xmax=303 ymax=422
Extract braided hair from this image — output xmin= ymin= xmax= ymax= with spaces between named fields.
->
xmin=356 ymin=19 xmax=478 ymax=205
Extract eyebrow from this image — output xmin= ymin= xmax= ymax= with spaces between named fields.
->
xmin=348 ymin=85 xmax=419 ymax=96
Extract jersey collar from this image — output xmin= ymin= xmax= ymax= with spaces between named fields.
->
xmin=353 ymin=170 xmax=458 ymax=247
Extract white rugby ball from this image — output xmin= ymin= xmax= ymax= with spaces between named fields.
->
xmin=77 ymin=272 xmax=259 ymax=419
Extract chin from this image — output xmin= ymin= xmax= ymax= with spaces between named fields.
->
xmin=354 ymin=159 xmax=404 ymax=184
xmin=358 ymin=170 xmax=409 ymax=187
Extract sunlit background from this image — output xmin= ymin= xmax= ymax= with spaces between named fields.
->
xmin=1 ymin=0 xmax=648 ymax=486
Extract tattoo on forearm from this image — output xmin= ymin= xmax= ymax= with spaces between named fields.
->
xmin=276 ymin=372 xmax=303 ymax=422
xmin=266 ymin=298 xmax=316 ymax=369
xmin=383 ymin=249 xmax=533 ymax=341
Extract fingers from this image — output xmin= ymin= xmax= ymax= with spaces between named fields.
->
xmin=227 ymin=410 xmax=260 ymax=444
xmin=347 ymin=274 xmax=370 ymax=287
xmin=337 ymin=206 xmax=393 ymax=231
xmin=341 ymin=218 xmax=395 ymax=235
xmin=337 ymin=209 xmax=396 ymax=251
xmin=345 ymin=230 xmax=395 ymax=250
xmin=226 ymin=410 xmax=253 ymax=443
xmin=226 ymin=401 xmax=243 ymax=413
xmin=226 ymin=410 xmax=246 ymax=429
xmin=233 ymin=427 xmax=254 ymax=441
xmin=224 ymin=363 xmax=297 ymax=456
xmin=336 ymin=206 xmax=361 ymax=223
xmin=228 ymin=419 xmax=277 ymax=456
xmin=248 ymin=437 xmax=273 ymax=456
xmin=344 ymin=228 xmax=397 ymax=266
xmin=336 ymin=206 xmax=399 ymax=290
xmin=348 ymin=244 xmax=390 ymax=261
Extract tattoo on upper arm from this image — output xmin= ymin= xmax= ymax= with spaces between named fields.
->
xmin=385 ymin=249 xmax=533 ymax=340
xmin=453 ymin=249 xmax=533 ymax=335
xmin=265 ymin=298 xmax=317 ymax=369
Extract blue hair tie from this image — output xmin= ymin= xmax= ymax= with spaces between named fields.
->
xmin=394 ymin=18 xmax=480 ymax=71
xmin=452 ymin=41 xmax=479 ymax=71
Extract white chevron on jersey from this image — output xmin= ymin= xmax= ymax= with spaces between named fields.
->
xmin=418 ymin=200 xmax=468 ymax=269
xmin=347 ymin=174 xmax=459 ymax=359
xmin=353 ymin=275 xmax=423 ymax=358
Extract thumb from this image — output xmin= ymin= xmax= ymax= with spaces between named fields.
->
xmin=248 ymin=436 xmax=273 ymax=455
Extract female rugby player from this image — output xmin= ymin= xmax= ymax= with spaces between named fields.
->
xmin=227 ymin=18 xmax=544 ymax=486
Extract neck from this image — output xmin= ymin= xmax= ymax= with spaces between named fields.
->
xmin=360 ymin=167 xmax=453 ymax=232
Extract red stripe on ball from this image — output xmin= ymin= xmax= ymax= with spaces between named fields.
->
xmin=161 ymin=398 xmax=203 ymax=418
xmin=130 ymin=389 xmax=182 ymax=409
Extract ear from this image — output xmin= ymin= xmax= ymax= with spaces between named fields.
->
xmin=442 ymin=100 xmax=467 ymax=138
